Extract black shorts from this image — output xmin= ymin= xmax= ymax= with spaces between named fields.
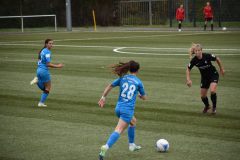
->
xmin=200 ymin=73 xmax=219 ymax=89
xmin=205 ymin=17 xmax=213 ymax=22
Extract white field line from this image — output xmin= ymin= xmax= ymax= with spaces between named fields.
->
xmin=0 ymin=59 xmax=34 ymax=62
xmin=0 ymin=43 xmax=114 ymax=49
xmin=113 ymin=47 xmax=240 ymax=56
xmin=0 ymin=43 xmax=239 ymax=51
xmin=112 ymin=46 xmax=240 ymax=51
xmin=0 ymin=31 xmax=226 ymax=44
xmin=0 ymin=43 xmax=239 ymax=56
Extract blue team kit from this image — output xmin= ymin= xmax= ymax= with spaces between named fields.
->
xmin=37 ymin=48 xmax=51 ymax=83
xmin=111 ymin=74 xmax=145 ymax=123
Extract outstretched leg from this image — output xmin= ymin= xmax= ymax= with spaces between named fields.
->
xmin=99 ymin=119 xmax=128 ymax=160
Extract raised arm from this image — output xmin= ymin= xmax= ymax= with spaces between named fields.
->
xmin=216 ymin=57 xmax=225 ymax=76
xmin=98 ymin=84 xmax=114 ymax=108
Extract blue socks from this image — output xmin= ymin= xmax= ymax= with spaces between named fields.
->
xmin=40 ymin=92 xmax=49 ymax=103
xmin=37 ymin=81 xmax=49 ymax=103
xmin=105 ymin=126 xmax=136 ymax=148
xmin=106 ymin=131 xmax=120 ymax=148
xmin=128 ymin=126 xmax=135 ymax=144
xmin=104 ymin=126 xmax=136 ymax=149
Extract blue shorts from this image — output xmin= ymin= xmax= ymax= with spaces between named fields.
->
xmin=37 ymin=68 xmax=51 ymax=83
xmin=115 ymin=107 xmax=134 ymax=124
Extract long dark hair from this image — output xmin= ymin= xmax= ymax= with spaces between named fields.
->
xmin=111 ymin=60 xmax=140 ymax=77
xmin=38 ymin=39 xmax=52 ymax=60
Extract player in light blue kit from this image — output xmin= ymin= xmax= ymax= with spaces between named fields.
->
xmin=98 ymin=60 xmax=147 ymax=160
xmin=30 ymin=39 xmax=63 ymax=107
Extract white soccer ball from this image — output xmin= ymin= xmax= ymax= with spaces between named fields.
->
xmin=156 ymin=139 xmax=169 ymax=152
xmin=222 ymin=27 xmax=227 ymax=31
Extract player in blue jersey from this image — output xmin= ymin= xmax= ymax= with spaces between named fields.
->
xmin=30 ymin=39 xmax=63 ymax=107
xmin=98 ymin=60 xmax=147 ymax=160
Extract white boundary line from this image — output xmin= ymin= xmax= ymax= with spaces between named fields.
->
xmin=0 ymin=31 xmax=226 ymax=44
xmin=0 ymin=43 xmax=114 ymax=49
xmin=112 ymin=46 xmax=239 ymax=51
xmin=0 ymin=43 xmax=239 ymax=56
xmin=113 ymin=47 xmax=240 ymax=56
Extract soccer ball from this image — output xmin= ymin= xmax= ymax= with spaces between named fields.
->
xmin=222 ymin=27 xmax=227 ymax=31
xmin=155 ymin=139 xmax=169 ymax=152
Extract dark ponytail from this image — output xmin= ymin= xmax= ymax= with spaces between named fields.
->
xmin=38 ymin=39 xmax=53 ymax=60
xmin=111 ymin=60 xmax=140 ymax=77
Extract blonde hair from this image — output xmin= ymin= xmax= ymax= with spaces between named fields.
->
xmin=189 ymin=43 xmax=202 ymax=59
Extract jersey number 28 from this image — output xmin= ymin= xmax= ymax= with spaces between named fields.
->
xmin=121 ymin=83 xmax=136 ymax=100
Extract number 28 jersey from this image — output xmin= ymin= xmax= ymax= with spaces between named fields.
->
xmin=111 ymin=74 xmax=145 ymax=110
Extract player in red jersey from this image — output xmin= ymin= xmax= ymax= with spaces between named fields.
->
xmin=203 ymin=2 xmax=214 ymax=31
xmin=176 ymin=4 xmax=185 ymax=32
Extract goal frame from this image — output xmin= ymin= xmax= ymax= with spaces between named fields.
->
xmin=0 ymin=14 xmax=57 ymax=32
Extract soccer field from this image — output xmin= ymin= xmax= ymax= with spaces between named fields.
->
xmin=0 ymin=30 xmax=240 ymax=160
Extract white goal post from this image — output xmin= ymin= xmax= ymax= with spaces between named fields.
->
xmin=0 ymin=14 xmax=57 ymax=32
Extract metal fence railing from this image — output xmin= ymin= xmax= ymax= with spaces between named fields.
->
xmin=0 ymin=0 xmax=239 ymax=29
xmin=119 ymin=0 xmax=240 ymax=27
xmin=119 ymin=0 xmax=169 ymax=25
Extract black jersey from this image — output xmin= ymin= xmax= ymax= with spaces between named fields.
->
xmin=188 ymin=53 xmax=218 ymax=77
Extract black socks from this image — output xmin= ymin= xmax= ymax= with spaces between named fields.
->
xmin=211 ymin=93 xmax=217 ymax=108
xmin=202 ymin=93 xmax=217 ymax=109
xmin=178 ymin=23 xmax=182 ymax=29
xmin=204 ymin=24 xmax=213 ymax=31
xmin=201 ymin=96 xmax=209 ymax=107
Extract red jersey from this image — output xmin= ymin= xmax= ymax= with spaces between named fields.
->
xmin=176 ymin=8 xmax=185 ymax=20
xmin=203 ymin=6 xmax=213 ymax=18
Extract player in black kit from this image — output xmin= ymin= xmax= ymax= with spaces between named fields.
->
xmin=186 ymin=44 xmax=225 ymax=114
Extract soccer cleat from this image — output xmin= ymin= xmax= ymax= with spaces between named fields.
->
xmin=129 ymin=144 xmax=142 ymax=152
xmin=202 ymin=106 xmax=211 ymax=113
xmin=99 ymin=155 xmax=104 ymax=160
xmin=38 ymin=102 xmax=47 ymax=107
xmin=212 ymin=107 xmax=217 ymax=115
xmin=99 ymin=145 xmax=108 ymax=160
xmin=30 ymin=77 xmax=38 ymax=85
